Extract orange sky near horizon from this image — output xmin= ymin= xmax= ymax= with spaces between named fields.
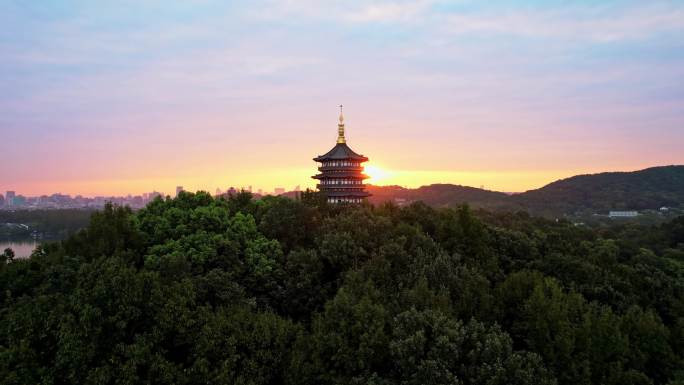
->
xmin=3 ymin=164 xmax=664 ymax=198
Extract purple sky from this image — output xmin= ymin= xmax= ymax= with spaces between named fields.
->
xmin=2 ymin=1 xmax=683 ymax=196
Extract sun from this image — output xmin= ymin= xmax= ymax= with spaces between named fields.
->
xmin=364 ymin=165 xmax=392 ymax=184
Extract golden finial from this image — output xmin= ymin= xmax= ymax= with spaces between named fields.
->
xmin=337 ymin=104 xmax=346 ymax=144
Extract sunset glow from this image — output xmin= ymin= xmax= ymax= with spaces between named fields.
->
xmin=2 ymin=1 xmax=683 ymax=197
xmin=364 ymin=165 xmax=394 ymax=185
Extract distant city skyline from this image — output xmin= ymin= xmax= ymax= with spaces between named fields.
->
xmin=0 ymin=185 xmax=297 ymax=210
xmin=1 ymin=185 xmax=295 ymax=201
xmin=3 ymin=2 xmax=684 ymax=196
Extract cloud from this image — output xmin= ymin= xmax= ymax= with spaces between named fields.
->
xmin=250 ymin=1 xmax=684 ymax=42
xmin=343 ymin=0 xmax=435 ymax=23
xmin=248 ymin=0 xmax=437 ymax=24
xmin=441 ymin=3 xmax=684 ymax=42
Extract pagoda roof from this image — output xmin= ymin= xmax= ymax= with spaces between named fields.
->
xmin=313 ymin=143 xmax=368 ymax=162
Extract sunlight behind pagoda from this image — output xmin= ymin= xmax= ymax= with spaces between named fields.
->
xmin=364 ymin=165 xmax=394 ymax=185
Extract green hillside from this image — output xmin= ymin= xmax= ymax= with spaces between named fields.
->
xmin=514 ymin=165 xmax=684 ymax=215
xmin=368 ymin=166 xmax=684 ymax=216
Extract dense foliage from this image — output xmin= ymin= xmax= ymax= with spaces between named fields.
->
xmin=1 ymin=191 xmax=683 ymax=384
xmin=0 ymin=209 xmax=94 ymax=239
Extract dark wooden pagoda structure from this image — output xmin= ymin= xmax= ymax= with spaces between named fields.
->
xmin=312 ymin=107 xmax=371 ymax=204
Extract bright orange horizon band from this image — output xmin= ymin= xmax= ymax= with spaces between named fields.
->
xmin=4 ymin=165 xmax=648 ymax=198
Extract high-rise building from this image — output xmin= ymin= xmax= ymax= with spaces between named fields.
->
xmin=6 ymin=191 xmax=16 ymax=206
xmin=148 ymin=191 xmax=162 ymax=201
xmin=176 ymin=186 xmax=184 ymax=197
xmin=274 ymin=188 xmax=285 ymax=195
xmin=13 ymin=195 xmax=26 ymax=207
xmin=312 ymin=107 xmax=370 ymax=204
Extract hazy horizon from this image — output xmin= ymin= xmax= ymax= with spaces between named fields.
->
xmin=3 ymin=1 xmax=684 ymax=196
xmin=3 ymin=164 xmax=683 ymax=198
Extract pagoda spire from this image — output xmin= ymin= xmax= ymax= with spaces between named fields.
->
xmin=337 ymin=104 xmax=346 ymax=144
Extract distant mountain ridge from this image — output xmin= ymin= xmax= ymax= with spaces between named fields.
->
xmin=367 ymin=184 xmax=515 ymax=210
xmin=513 ymin=165 xmax=684 ymax=215
xmin=367 ymin=165 xmax=684 ymax=216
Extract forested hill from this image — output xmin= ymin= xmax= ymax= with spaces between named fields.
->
xmin=368 ymin=165 xmax=684 ymax=216
xmin=1 ymin=191 xmax=683 ymax=384
xmin=513 ymin=165 xmax=684 ymax=215
xmin=367 ymin=184 xmax=514 ymax=210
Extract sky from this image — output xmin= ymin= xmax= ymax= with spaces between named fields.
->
xmin=2 ymin=0 xmax=684 ymax=196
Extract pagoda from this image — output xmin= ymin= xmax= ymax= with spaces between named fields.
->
xmin=312 ymin=107 xmax=371 ymax=204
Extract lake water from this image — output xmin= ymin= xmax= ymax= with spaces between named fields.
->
xmin=0 ymin=240 xmax=39 ymax=259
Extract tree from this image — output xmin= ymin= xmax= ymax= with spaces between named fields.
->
xmin=2 ymin=247 xmax=14 ymax=263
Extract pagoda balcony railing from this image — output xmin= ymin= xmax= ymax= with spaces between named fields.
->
xmin=317 ymin=184 xmax=367 ymax=189
xmin=317 ymin=165 xmax=364 ymax=172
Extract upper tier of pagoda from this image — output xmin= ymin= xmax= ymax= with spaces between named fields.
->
xmin=313 ymin=142 xmax=368 ymax=162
